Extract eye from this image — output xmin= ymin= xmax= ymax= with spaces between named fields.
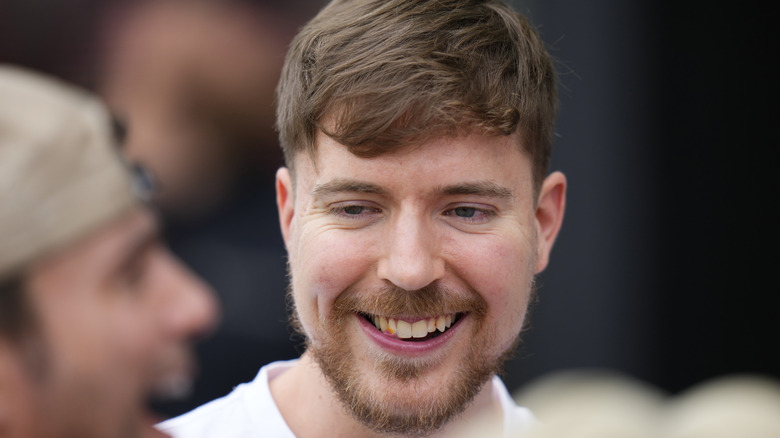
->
xmin=452 ymin=207 xmax=477 ymax=218
xmin=330 ymin=203 xmax=382 ymax=219
xmin=114 ymin=240 xmax=158 ymax=292
xmin=443 ymin=205 xmax=495 ymax=223
xmin=343 ymin=205 xmax=368 ymax=215
xmin=118 ymin=255 xmax=149 ymax=291
xmin=126 ymin=250 xmax=156 ymax=288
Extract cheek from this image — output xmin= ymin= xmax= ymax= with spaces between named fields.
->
xmin=290 ymin=229 xmax=376 ymax=329
xmin=108 ymin=305 xmax=155 ymax=362
xmin=450 ymin=234 xmax=536 ymax=334
xmin=70 ymin=306 xmax=149 ymax=377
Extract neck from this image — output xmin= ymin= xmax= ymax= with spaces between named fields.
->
xmin=270 ymin=352 xmax=502 ymax=438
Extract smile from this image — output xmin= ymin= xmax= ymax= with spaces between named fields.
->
xmin=361 ymin=313 xmax=460 ymax=341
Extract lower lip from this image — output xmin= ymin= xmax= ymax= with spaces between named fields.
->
xmin=357 ymin=314 xmax=464 ymax=355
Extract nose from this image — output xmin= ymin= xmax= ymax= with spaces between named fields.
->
xmin=160 ymin=254 xmax=220 ymax=340
xmin=377 ymin=212 xmax=445 ymax=291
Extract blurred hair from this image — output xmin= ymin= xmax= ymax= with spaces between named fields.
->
xmin=0 ymin=274 xmax=50 ymax=380
xmin=276 ymin=0 xmax=557 ymax=192
xmin=0 ymin=275 xmax=32 ymax=342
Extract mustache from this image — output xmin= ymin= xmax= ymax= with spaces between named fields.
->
xmin=332 ymin=282 xmax=488 ymax=319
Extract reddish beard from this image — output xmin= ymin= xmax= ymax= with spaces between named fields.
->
xmin=293 ymin=283 xmax=521 ymax=436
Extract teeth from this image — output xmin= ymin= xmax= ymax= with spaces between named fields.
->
xmin=396 ymin=320 xmax=412 ymax=338
xmin=436 ymin=316 xmax=446 ymax=332
xmin=370 ymin=314 xmax=458 ymax=339
xmin=151 ymin=374 xmax=193 ymax=401
xmin=412 ymin=320 xmax=428 ymax=338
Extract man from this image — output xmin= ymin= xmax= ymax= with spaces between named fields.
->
xmin=0 ymin=65 xmax=218 ymax=437
xmin=160 ymin=0 xmax=566 ymax=436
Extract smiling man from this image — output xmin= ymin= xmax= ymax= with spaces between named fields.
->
xmin=0 ymin=65 xmax=218 ymax=438
xmin=160 ymin=0 xmax=566 ymax=437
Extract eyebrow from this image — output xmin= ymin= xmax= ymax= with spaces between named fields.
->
xmin=439 ymin=181 xmax=515 ymax=200
xmin=311 ymin=179 xmax=387 ymax=198
xmin=311 ymin=178 xmax=514 ymax=201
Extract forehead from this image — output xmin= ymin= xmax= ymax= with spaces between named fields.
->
xmin=293 ymin=131 xmax=534 ymax=197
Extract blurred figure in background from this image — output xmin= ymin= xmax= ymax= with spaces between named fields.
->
xmin=0 ymin=65 xmax=217 ymax=437
xmin=97 ymin=0 xmax=320 ymax=416
xmin=513 ymin=371 xmax=780 ymax=438
xmin=99 ymin=0 xmax=288 ymax=217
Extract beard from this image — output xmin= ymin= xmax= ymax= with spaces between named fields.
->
xmin=288 ymin=282 xmax=524 ymax=437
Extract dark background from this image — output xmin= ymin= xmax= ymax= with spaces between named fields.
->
xmin=1 ymin=0 xmax=776 ymax=416
xmin=507 ymin=0 xmax=778 ymax=396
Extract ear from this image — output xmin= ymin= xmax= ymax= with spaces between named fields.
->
xmin=534 ymin=171 xmax=567 ymax=273
xmin=276 ymin=167 xmax=295 ymax=249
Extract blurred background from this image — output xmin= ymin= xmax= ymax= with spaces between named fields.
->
xmin=1 ymin=0 xmax=776 ymax=418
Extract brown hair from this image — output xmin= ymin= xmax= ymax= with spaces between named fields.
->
xmin=276 ymin=0 xmax=557 ymax=191
xmin=0 ymin=275 xmax=49 ymax=379
xmin=0 ymin=275 xmax=32 ymax=342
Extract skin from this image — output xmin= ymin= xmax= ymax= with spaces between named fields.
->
xmin=272 ymin=130 xmax=566 ymax=437
xmin=0 ymin=339 xmax=37 ymax=437
xmin=0 ymin=207 xmax=218 ymax=438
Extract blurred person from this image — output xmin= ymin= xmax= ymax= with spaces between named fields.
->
xmin=514 ymin=370 xmax=666 ymax=438
xmin=513 ymin=371 xmax=780 ymax=438
xmin=97 ymin=0 xmax=318 ymax=414
xmin=98 ymin=0 xmax=296 ymax=218
xmin=0 ymin=65 xmax=218 ymax=437
xmin=663 ymin=375 xmax=780 ymax=438
xmin=159 ymin=0 xmax=566 ymax=437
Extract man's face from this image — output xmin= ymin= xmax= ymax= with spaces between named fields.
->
xmin=276 ymin=131 xmax=565 ymax=434
xmin=16 ymin=207 xmax=218 ymax=438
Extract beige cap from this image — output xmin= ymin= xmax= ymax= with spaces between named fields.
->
xmin=0 ymin=65 xmax=139 ymax=282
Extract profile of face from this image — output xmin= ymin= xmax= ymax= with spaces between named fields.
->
xmin=2 ymin=207 xmax=218 ymax=438
xmin=276 ymin=131 xmax=566 ymax=435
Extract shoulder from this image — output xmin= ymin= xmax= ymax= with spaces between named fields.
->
xmin=157 ymin=360 xmax=298 ymax=438
xmin=156 ymin=381 xmax=255 ymax=437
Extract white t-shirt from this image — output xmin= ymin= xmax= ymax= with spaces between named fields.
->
xmin=158 ymin=359 xmax=534 ymax=437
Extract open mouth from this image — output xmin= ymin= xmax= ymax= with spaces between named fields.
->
xmin=360 ymin=312 xmax=462 ymax=342
xmin=145 ymin=373 xmax=194 ymax=422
